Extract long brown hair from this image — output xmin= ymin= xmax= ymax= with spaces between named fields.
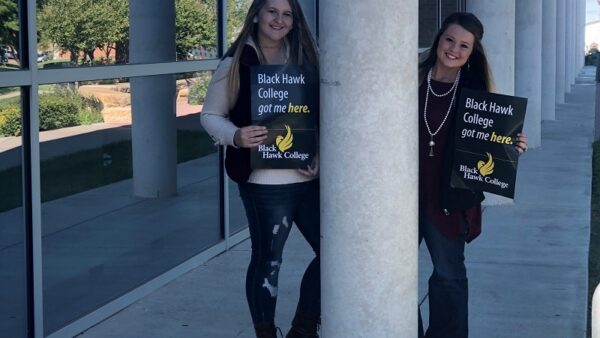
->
xmin=419 ymin=12 xmax=493 ymax=91
xmin=225 ymin=0 xmax=319 ymax=99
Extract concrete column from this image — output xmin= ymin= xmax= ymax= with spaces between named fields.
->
xmin=542 ymin=0 xmax=557 ymax=121
xmin=565 ymin=1 xmax=574 ymax=93
xmin=516 ymin=0 xmax=543 ymax=148
xmin=467 ymin=0 xmax=516 ymax=95
xmin=573 ymin=1 xmax=580 ymax=78
xmin=593 ymin=283 xmax=600 ymax=338
xmin=578 ymin=0 xmax=586 ymax=71
xmin=320 ymin=1 xmax=418 ymax=337
xmin=469 ymin=0 xmax=516 ymax=204
xmin=129 ymin=1 xmax=177 ymax=197
xmin=556 ymin=0 xmax=566 ymax=104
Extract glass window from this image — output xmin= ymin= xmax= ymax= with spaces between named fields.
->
xmin=36 ymin=0 xmax=129 ymax=68
xmin=0 ymin=0 xmax=21 ymax=70
xmin=227 ymin=0 xmax=253 ymax=47
xmin=176 ymin=0 xmax=219 ymax=60
xmin=440 ymin=0 xmax=459 ymax=26
xmin=36 ymin=0 xmax=219 ymax=69
xmin=0 ymin=88 xmax=25 ymax=337
xmin=419 ymin=0 xmax=463 ymax=49
xmin=419 ymin=0 xmax=438 ymax=49
xmin=40 ymin=76 xmax=220 ymax=335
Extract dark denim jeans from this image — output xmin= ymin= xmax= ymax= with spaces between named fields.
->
xmin=418 ymin=214 xmax=468 ymax=338
xmin=238 ymin=180 xmax=320 ymax=324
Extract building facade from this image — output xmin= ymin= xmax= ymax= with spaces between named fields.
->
xmin=0 ymin=0 xmax=587 ymax=337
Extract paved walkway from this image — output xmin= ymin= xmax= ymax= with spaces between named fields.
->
xmin=76 ymin=67 xmax=596 ymax=338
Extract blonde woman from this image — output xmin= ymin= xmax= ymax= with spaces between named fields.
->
xmin=201 ymin=1 xmax=319 ymax=337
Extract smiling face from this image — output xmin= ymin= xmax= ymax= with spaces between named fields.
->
xmin=435 ymin=23 xmax=475 ymax=72
xmin=256 ymin=0 xmax=293 ymax=47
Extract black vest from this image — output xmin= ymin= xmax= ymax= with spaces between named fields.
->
xmin=224 ymin=45 xmax=259 ymax=183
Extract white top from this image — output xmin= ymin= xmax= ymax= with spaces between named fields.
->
xmin=200 ymin=41 xmax=314 ymax=185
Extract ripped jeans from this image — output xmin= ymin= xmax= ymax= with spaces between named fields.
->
xmin=239 ymin=180 xmax=320 ymax=324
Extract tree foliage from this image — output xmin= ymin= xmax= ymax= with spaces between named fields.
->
xmin=38 ymin=0 xmax=127 ymax=64
xmin=0 ymin=0 xmax=19 ymax=56
xmin=227 ymin=0 xmax=252 ymax=44
xmin=175 ymin=0 xmax=216 ymax=60
xmin=37 ymin=0 xmax=251 ymax=63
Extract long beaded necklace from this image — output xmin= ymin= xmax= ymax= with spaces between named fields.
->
xmin=423 ymin=68 xmax=461 ymax=157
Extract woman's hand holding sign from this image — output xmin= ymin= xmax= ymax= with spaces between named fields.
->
xmin=298 ymin=155 xmax=319 ymax=177
xmin=234 ymin=126 xmax=268 ymax=148
xmin=515 ymin=132 xmax=528 ymax=154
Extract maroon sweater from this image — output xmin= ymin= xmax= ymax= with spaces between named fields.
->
xmin=419 ymin=79 xmax=482 ymax=242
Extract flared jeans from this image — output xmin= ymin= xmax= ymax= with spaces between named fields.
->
xmin=418 ymin=214 xmax=469 ymax=338
xmin=238 ymin=180 xmax=320 ymax=324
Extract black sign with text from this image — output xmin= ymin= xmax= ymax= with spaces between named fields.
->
xmin=250 ymin=65 xmax=318 ymax=169
xmin=450 ymin=88 xmax=527 ymax=198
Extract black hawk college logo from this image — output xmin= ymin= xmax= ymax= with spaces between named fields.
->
xmin=276 ymin=124 xmax=293 ymax=152
xmin=477 ymin=152 xmax=494 ymax=176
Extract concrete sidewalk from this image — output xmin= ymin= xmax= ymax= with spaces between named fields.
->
xmin=77 ymin=67 xmax=596 ymax=338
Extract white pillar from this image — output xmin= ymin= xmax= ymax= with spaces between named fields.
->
xmin=129 ymin=1 xmax=177 ymax=197
xmin=516 ymin=0 xmax=543 ymax=148
xmin=565 ymin=1 xmax=574 ymax=93
xmin=320 ymin=1 xmax=418 ymax=336
xmin=593 ymin=283 xmax=600 ymax=338
xmin=542 ymin=0 xmax=557 ymax=121
xmin=467 ymin=0 xmax=516 ymax=95
xmin=556 ymin=0 xmax=566 ymax=104
xmin=578 ymin=0 xmax=586 ymax=71
xmin=469 ymin=0 xmax=516 ymax=204
xmin=572 ymin=1 xmax=580 ymax=78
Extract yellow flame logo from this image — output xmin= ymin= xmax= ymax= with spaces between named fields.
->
xmin=477 ymin=152 xmax=495 ymax=176
xmin=275 ymin=125 xmax=293 ymax=152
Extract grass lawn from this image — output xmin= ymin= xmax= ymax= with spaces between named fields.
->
xmin=589 ymin=141 xmax=600 ymax=337
xmin=0 ymin=129 xmax=216 ymax=212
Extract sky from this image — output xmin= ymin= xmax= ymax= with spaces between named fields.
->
xmin=586 ymin=0 xmax=600 ymax=51
xmin=588 ymin=0 xmax=600 ymax=23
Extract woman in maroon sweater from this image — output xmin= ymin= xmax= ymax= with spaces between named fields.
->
xmin=417 ymin=12 xmax=528 ymax=338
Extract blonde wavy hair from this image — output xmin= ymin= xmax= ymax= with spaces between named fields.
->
xmin=224 ymin=0 xmax=319 ymax=99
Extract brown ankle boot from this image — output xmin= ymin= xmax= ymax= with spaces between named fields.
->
xmin=285 ymin=313 xmax=320 ymax=338
xmin=254 ymin=321 xmax=277 ymax=338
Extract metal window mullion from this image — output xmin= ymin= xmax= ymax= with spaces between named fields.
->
xmin=37 ymin=60 xmax=220 ymax=85
xmin=438 ymin=0 xmax=443 ymax=31
xmin=216 ymin=0 xmax=231 ymax=246
xmin=217 ymin=0 xmax=227 ymax=58
xmin=222 ymin=146 xmax=230 ymax=248
xmin=316 ymin=0 xmax=320 ymax=38
xmin=0 ymin=70 xmax=32 ymax=87
xmin=24 ymin=0 xmax=43 ymax=337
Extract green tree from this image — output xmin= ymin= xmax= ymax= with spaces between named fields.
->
xmin=38 ymin=0 xmax=128 ymax=65
xmin=0 ymin=0 xmax=19 ymax=59
xmin=175 ymin=0 xmax=216 ymax=60
xmin=38 ymin=0 xmax=248 ymax=64
xmin=91 ymin=0 xmax=128 ymax=61
xmin=39 ymin=0 xmax=87 ymax=63
xmin=227 ymin=0 xmax=251 ymax=44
